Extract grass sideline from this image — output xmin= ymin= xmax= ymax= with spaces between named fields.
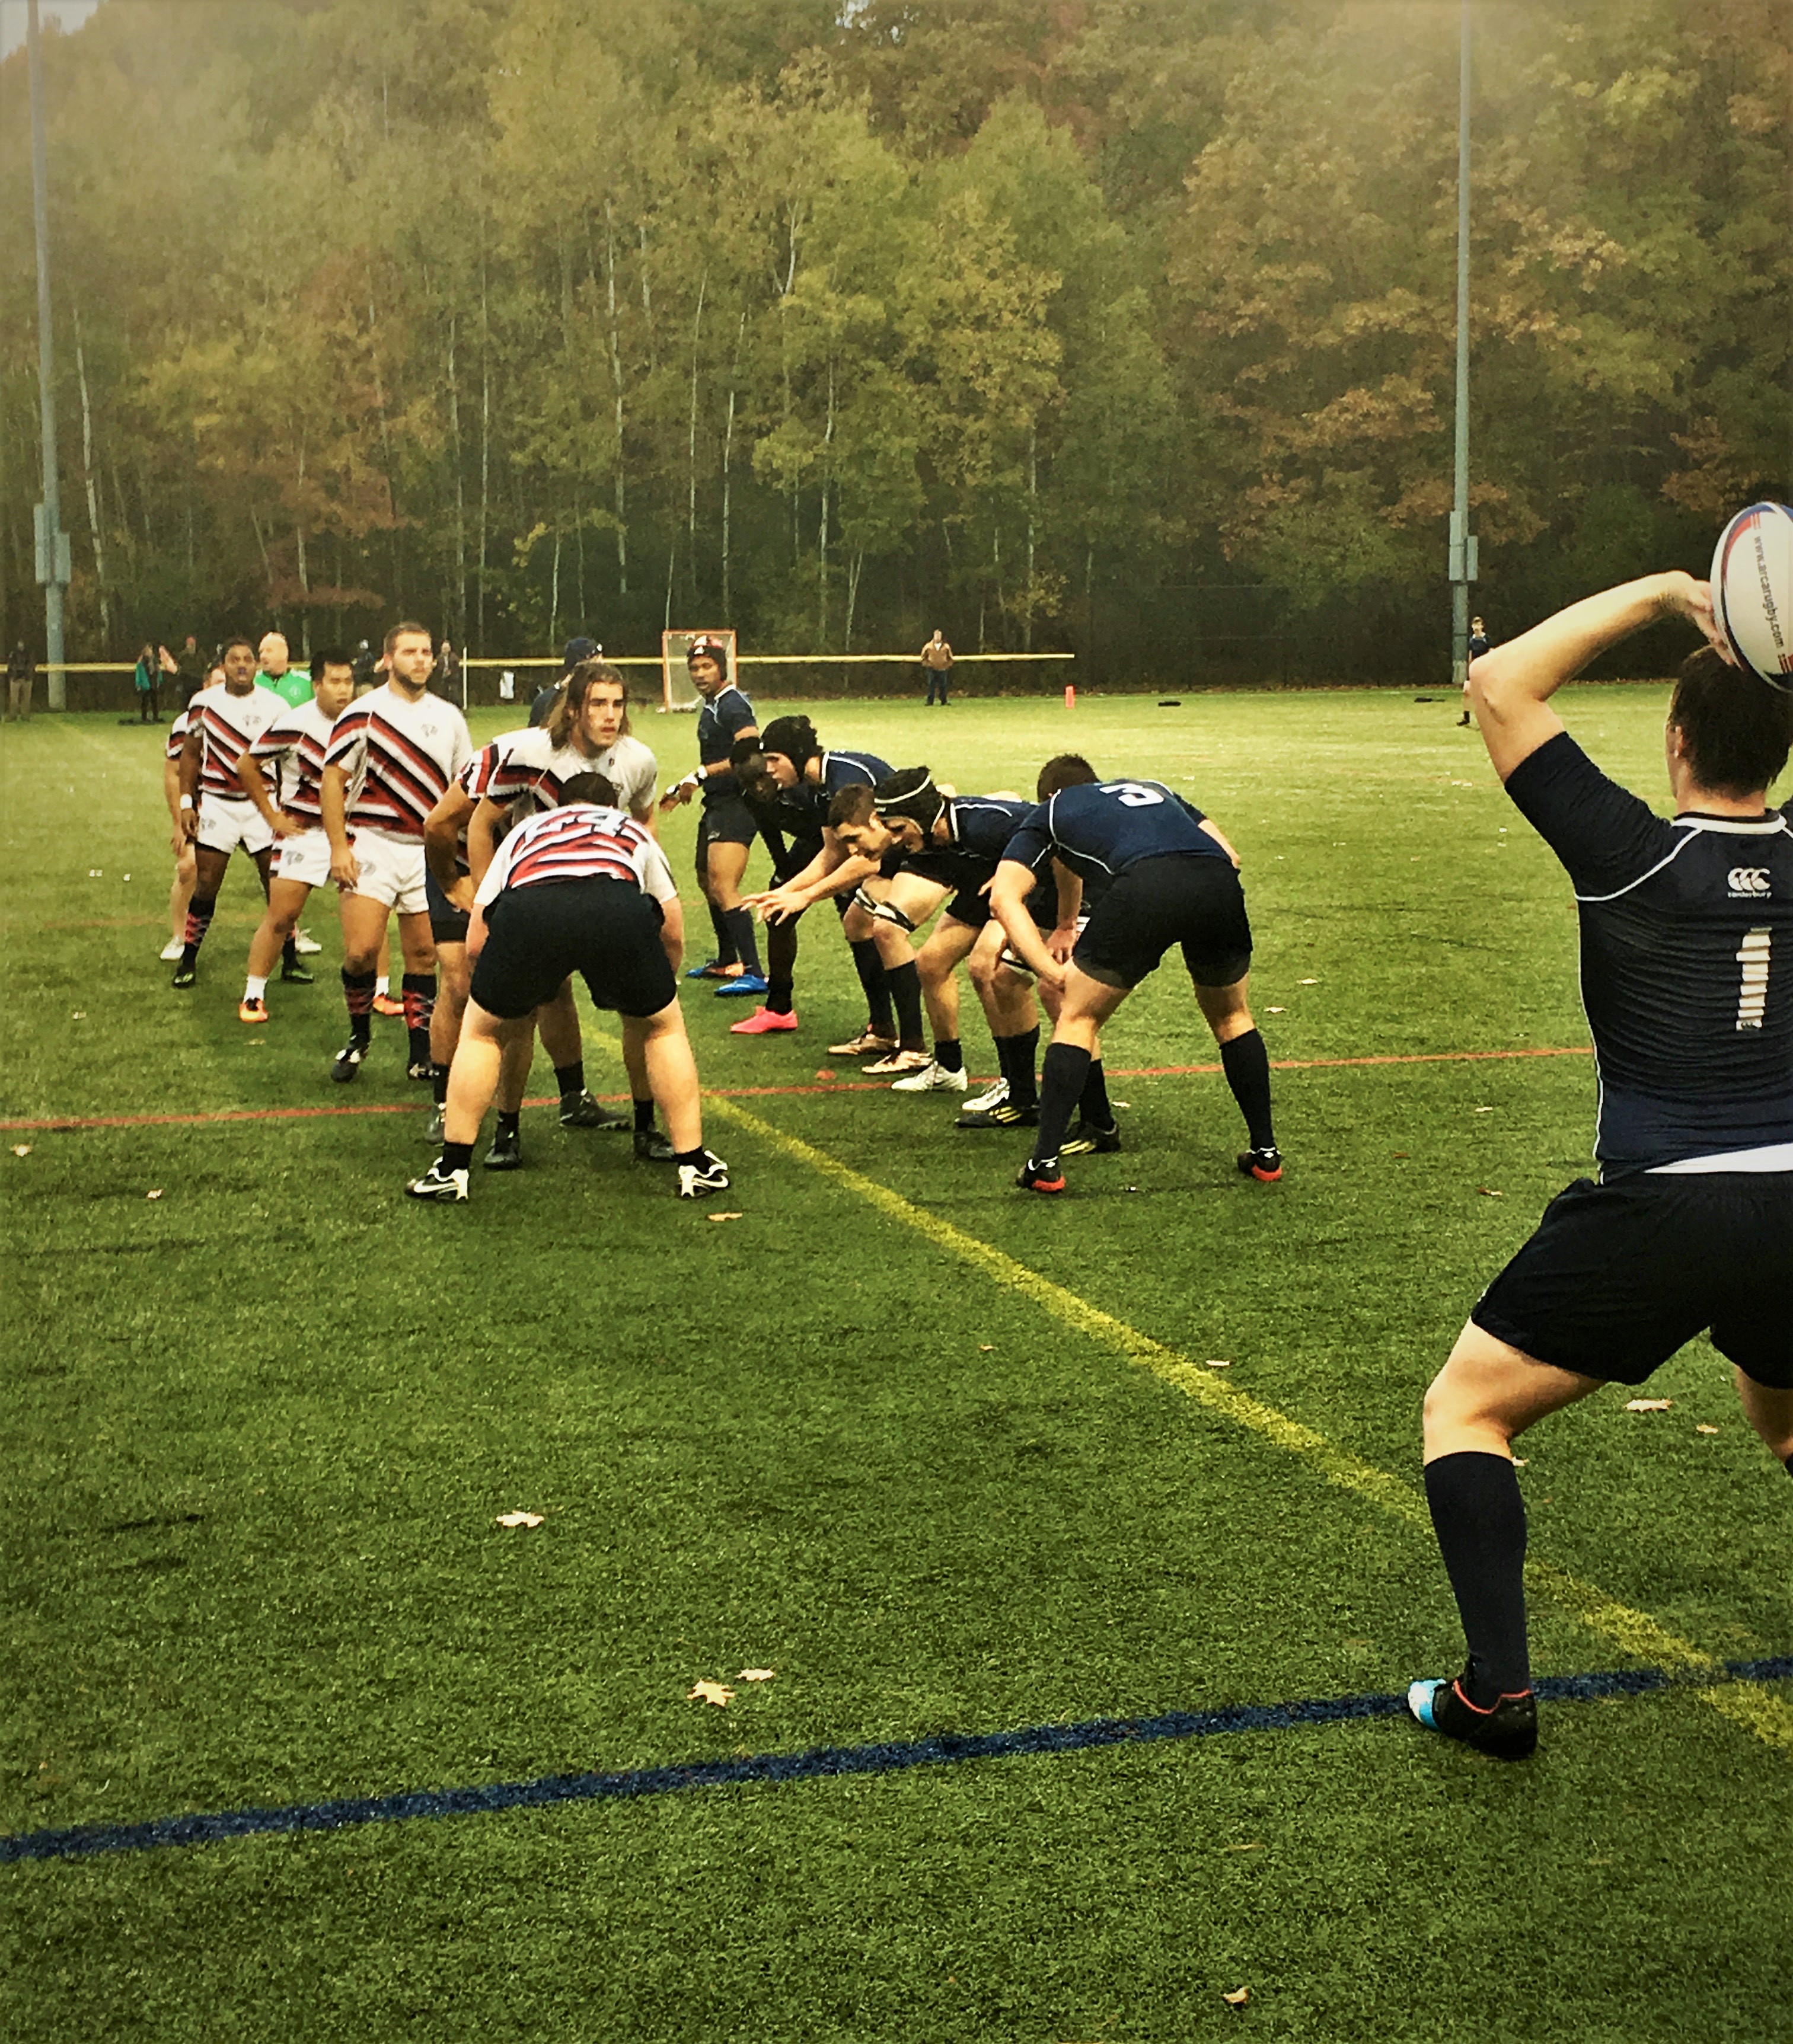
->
xmin=2 ymin=689 xmax=1789 ymax=2041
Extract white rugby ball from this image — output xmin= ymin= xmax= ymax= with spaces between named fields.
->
xmin=1711 ymin=502 xmax=1793 ymax=691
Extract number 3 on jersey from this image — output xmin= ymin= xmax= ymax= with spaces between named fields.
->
xmin=1099 ymin=781 xmax=1165 ymax=807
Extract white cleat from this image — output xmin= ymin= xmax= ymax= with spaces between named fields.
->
xmin=961 ymin=1076 xmax=1009 ymax=1114
xmin=891 ymin=1059 xmax=971 ymax=1094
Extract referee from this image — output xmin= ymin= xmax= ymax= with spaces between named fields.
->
xmin=1410 ymin=569 xmax=1793 ymax=1760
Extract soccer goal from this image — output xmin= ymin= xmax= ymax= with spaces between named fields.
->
xmin=659 ymin=628 xmax=738 ymax=712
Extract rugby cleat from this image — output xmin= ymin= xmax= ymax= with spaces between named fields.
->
xmin=1060 ymin=1119 xmax=1121 ymax=1155
xmin=730 ymin=1005 xmax=799 ymax=1034
xmin=828 ymin=1029 xmax=897 ymax=1058
xmin=1237 ymin=1145 xmax=1283 ymax=1182
xmin=634 ymin=1126 xmax=677 ymax=1164
xmin=891 ymin=1059 xmax=970 ymax=1094
xmin=424 ymin=1104 xmax=446 ymax=1144
xmin=1406 ymin=1676 xmax=1537 ymax=1761
xmin=956 ymin=1098 xmax=1039 ymax=1129
xmin=677 ymin=1151 xmax=730 ymax=1198
xmin=238 ymin=996 xmax=269 ymax=1026
xmin=685 ymin=959 xmax=733 ymax=980
xmin=863 ymin=1047 xmax=933 ymax=1077
xmin=406 ymin=1059 xmax=435 ymax=1083
xmin=482 ymin=1127 xmax=523 ymax=1171
xmin=560 ymin=1090 xmax=628 ymax=1130
xmin=961 ymin=1077 xmax=1009 ymax=1114
xmin=713 ymin=972 xmax=769 ymax=997
xmin=291 ymin=927 xmax=324 ymax=955
xmin=159 ymin=937 xmax=185 ymax=962
xmin=405 ymin=1160 xmax=469 ymax=1203
xmin=1015 ymin=1156 xmax=1068 ymax=1195
xmin=171 ymin=962 xmax=197 ymax=989
xmin=330 ymin=1038 xmax=369 ymax=1084
xmin=372 ymin=991 xmax=406 ymax=1018
xmin=279 ymin=959 xmax=315 ymax=985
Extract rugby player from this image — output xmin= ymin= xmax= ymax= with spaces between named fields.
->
xmin=425 ymin=660 xmax=662 ymax=1155
xmin=1408 ymin=570 xmax=1792 ymax=1761
xmin=658 ymin=635 xmax=765 ymax=993
xmin=729 ymin=715 xmax=892 ymax=1039
xmin=321 ymin=621 xmax=473 ymax=1084
xmin=407 ymin=773 xmax=728 ymax=1203
xmin=159 ymin=702 xmax=199 ymax=962
xmin=990 ymin=774 xmax=1279 ymax=1193
xmin=170 ymin=634 xmax=295 ymax=989
xmin=234 ymin=650 xmax=357 ymax=1021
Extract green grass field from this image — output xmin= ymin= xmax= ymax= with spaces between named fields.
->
xmin=2 ymin=688 xmax=1789 ymax=2041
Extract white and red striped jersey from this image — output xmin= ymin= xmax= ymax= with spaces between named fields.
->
xmin=460 ymin=726 xmax=657 ymax=817
xmin=474 ymin=804 xmax=677 ymax=908
xmin=186 ymin=682 xmax=286 ymax=801
xmin=248 ymin=698 xmax=343 ymax=828
xmin=324 ymin=683 xmax=472 ymax=842
xmin=165 ymin=709 xmax=191 ymax=765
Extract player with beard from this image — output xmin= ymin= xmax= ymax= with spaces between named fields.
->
xmin=321 ymin=621 xmax=473 ymax=1085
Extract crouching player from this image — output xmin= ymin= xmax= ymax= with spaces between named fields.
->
xmin=1409 ymin=570 xmax=1792 ymax=1761
xmin=990 ymin=774 xmax=1280 ymax=1193
xmin=407 ymin=774 xmax=728 ymax=1203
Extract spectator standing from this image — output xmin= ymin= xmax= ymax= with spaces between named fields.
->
xmin=433 ymin=638 xmax=463 ymax=702
xmin=133 ymin=643 xmax=161 ymax=722
xmin=256 ymin=631 xmax=312 ymax=708
xmin=1460 ymin=616 xmax=1491 ymax=726
xmin=175 ymin=634 xmax=206 ymax=705
xmin=5 ymin=640 xmax=32 ymax=721
xmin=921 ymin=628 xmax=953 ymax=706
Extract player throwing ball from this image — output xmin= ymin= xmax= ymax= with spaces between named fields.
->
xmin=1409 ymin=570 xmax=1792 ymax=1761
xmin=989 ymin=775 xmax=1280 ymax=1193
xmin=408 ymin=774 xmax=727 ymax=1203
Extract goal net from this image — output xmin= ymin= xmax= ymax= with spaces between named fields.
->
xmin=660 ymin=629 xmax=739 ymax=712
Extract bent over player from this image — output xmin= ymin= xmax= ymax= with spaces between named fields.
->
xmin=990 ymin=775 xmax=1280 ymax=1193
xmin=1409 ymin=570 xmax=1793 ymax=1761
xmin=408 ymin=774 xmax=728 ymax=1203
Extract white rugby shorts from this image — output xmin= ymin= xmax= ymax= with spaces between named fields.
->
xmin=197 ymin=794 xmax=275 ymax=857
xmin=273 ymin=826 xmax=331 ymax=889
xmin=346 ymin=828 xmax=428 ymax=914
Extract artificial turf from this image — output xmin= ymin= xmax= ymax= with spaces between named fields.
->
xmin=2 ymin=688 xmax=1788 ymax=2040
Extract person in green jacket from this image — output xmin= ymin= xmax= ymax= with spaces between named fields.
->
xmin=256 ymin=631 xmax=312 ymax=707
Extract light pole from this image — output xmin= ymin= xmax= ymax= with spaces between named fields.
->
xmin=1449 ymin=0 xmax=1477 ymax=694
xmin=28 ymin=0 xmax=71 ymax=708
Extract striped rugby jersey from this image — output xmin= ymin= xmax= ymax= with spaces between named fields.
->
xmin=461 ymin=726 xmax=658 ymax=817
xmin=248 ymin=698 xmax=343 ymax=827
xmin=474 ymin=804 xmax=677 ymax=909
xmin=324 ymin=683 xmax=472 ymax=842
xmin=165 ymin=709 xmax=190 ymax=765
xmin=186 ymin=682 xmax=286 ymax=801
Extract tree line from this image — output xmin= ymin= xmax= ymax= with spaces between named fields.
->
xmin=1 ymin=0 xmax=1785 ymax=686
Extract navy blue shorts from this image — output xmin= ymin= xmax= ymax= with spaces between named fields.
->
xmin=697 ymin=798 xmax=758 ymax=851
xmin=471 ymin=879 xmax=676 ymax=1021
xmin=1472 ymin=1171 xmax=1793 ymax=1387
xmin=426 ymin=865 xmax=470 ymax=946
xmin=1073 ymin=854 xmax=1252 ymax=991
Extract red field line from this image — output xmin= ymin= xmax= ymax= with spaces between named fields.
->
xmin=0 ymin=1045 xmax=1591 ymax=1134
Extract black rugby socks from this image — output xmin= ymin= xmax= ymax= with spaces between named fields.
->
xmin=849 ymin=939 xmax=894 ymax=1039
xmin=1220 ymin=1028 xmax=1275 ymax=1151
xmin=934 ymin=1037 xmax=964 ymax=1074
xmin=707 ymin=900 xmax=737 ymax=967
xmin=1424 ymin=1450 xmax=1532 ymax=1707
xmin=342 ymin=967 xmax=376 ymax=1045
xmin=180 ymin=895 xmax=216 ymax=966
xmin=1034 ymin=1041 xmax=1092 ymax=1168
xmin=722 ymin=906 xmax=762 ymax=979
xmin=401 ymin=972 xmax=436 ymax=1068
xmin=886 ymin=960 xmax=925 ymax=1049
xmin=1079 ymin=1056 xmax=1113 ymax=1130
xmin=766 ymin=919 xmax=799 ymax=1014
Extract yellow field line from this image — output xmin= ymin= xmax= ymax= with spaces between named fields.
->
xmin=701 ymin=1091 xmax=1792 ymax=1756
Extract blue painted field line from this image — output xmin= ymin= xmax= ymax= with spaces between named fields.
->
xmin=6 ymin=1656 xmax=1788 ymax=1867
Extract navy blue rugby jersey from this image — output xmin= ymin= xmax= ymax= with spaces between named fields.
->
xmin=903 ymin=794 xmax=1035 ymax=890
xmin=1505 ymin=732 xmax=1793 ymax=1176
xmin=695 ymin=685 xmax=756 ymax=803
xmin=1003 ymin=779 xmax=1226 ymax=884
xmin=783 ymin=749 xmax=893 ymax=834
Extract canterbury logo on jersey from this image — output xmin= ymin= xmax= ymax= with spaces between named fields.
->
xmin=1728 ymin=867 xmax=1772 ymax=896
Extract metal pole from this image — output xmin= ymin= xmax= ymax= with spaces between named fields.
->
xmin=1449 ymin=0 xmax=1472 ymax=695
xmin=28 ymin=0 xmax=68 ymax=708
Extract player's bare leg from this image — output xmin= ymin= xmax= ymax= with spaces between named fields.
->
xmin=1195 ymin=973 xmax=1281 ymax=1180
xmin=960 ymin=926 xmax=1042 ymax=1128
xmin=173 ymin=842 xmax=233 ymax=986
xmin=165 ymin=842 xmax=196 ymax=961
xmin=1734 ymin=1368 xmax=1793 ymax=1465
xmin=1019 ymin=965 xmax=1128 ymax=1190
xmin=241 ymin=876 xmax=317 ymax=1020
xmin=339 ymin=895 xmax=435 ymax=1080
xmin=892 ymin=916 xmax=980 ymax=1094
xmin=701 ymin=837 xmax=762 ymax=985
xmin=836 ymin=898 xmax=897 ymax=1050
xmin=861 ymin=873 xmax=948 ymax=1069
xmin=536 ymin=979 xmax=627 ymax=1133
xmin=1412 ymin=1326 xmax=1601 ymax=1755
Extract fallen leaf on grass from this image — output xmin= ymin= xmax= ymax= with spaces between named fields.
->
xmin=688 ymin=1680 xmax=735 ymax=1708
xmin=979 ymin=1344 xmax=995 ymax=1353
xmin=1390 ymin=1151 xmax=1409 ymax=1158
xmin=1478 ymin=1187 xmax=1503 ymax=1197
xmin=11 ymin=1145 xmax=30 ymax=1157
xmin=87 ymin=869 xmax=103 ymax=877
xmin=496 ymin=1510 xmax=544 ymax=1528
xmin=1473 ymin=1107 xmax=1495 ymax=1114
xmin=1624 ymin=1398 xmax=1671 ymax=1413
xmin=1266 ymin=1005 xmax=1285 ymax=1013
xmin=1204 ymin=1359 xmax=1233 ymax=1369
xmin=145 ymin=1189 xmax=164 ymax=1200
xmin=1222 ymin=1986 xmax=1251 ymax=2007
xmin=71 ymin=1011 xmax=86 ymax=1021
xmin=1512 ymin=1458 xmax=1529 ymax=1468
xmin=812 ymin=1069 xmax=836 ymax=1082
xmin=1297 ymin=978 xmax=1320 ymax=985
xmin=707 ymin=1212 xmax=744 ymax=1222
xmin=1695 ymin=1423 xmax=1719 ymax=1435
xmin=1111 ymin=1100 xmax=1130 ymax=1110
xmin=738 ymin=1668 xmax=775 ymax=1682
xmin=1226 ymin=1841 xmax=1264 ymax=1852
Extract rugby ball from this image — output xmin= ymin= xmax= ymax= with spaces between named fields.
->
xmin=1710 ymin=502 xmax=1793 ymax=691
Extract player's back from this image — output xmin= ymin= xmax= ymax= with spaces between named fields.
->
xmin=1038 ymin=779 xmax=1224 ymax=879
